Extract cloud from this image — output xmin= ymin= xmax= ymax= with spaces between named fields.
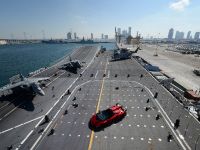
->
xmin=170 ymin=0 xmax=191 ymax=11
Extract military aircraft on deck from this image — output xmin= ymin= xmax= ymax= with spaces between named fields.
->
xmin=60 ymin=56 xmax=81 ymax=74
xmin=0 ymin=74 xmax=49 ymax=96
xmin=111 ymin=46 xmax=140 ymax=61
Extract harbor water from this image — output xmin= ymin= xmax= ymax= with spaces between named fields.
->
xmin=0 ymin=43 xmax=115 ymax=87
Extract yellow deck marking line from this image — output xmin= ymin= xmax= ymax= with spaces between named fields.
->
xmin=88 ymin=58 xmax=108 ymax=150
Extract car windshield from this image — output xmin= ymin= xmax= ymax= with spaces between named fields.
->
xmin=96 ymin=109 xmax=114 ymax=121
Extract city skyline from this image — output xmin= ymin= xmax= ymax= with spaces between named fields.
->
xmin=0 ymin=0 xmax=200 ymax=39
xmin=167 ymin=28 xmax=200 ymax=40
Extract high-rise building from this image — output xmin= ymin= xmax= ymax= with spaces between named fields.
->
xmin=175 ymin=31 xmax=180 ymax=39
xmin=194 ymin=32 xmax=200 ymax=40
xmin=122 ymin=30 xmax=127 ymax=37
xmin=67 ymin=32 xmax=72 ymax=40
xmin=74 ymin=32 xmax=77 ymax=39
xmin=180 ymin=32 xmax=184 ymax=39
xmin=128 ymin=27 xmax=131 ymax=36
xmin=104 ymin=35 xmax=108 ymax=39
xmin=91 ymin=33 xmax=93 ymax=40
xmin=168 ymin=28 xmax=174 ymax=40
xmin=186 ymin=31 xmax=191 ymax=39
xmin=101 ymin=34 xmax=104 ymax=39
xmin=175 ymin=31 xmax=184 ymax=40
xmin=117 ymin=28 xmax=121 ymax=35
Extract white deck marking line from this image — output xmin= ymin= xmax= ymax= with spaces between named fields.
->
xmin=0 ymin=72 xmax=63 ymax=121
xmin=107 ymin=79 xmax=190 ymax=150
xmin=133 ymin=57 xmax=200 ymax=125
xmin=95 ymin=70 xmax=99 ymax=79
xmin=30 ymin=80 xmax=92 ymax=150
xmin=105 ymin=58 xmax=108 ymax=71
xmin=48 ymin=70 xmax=60 ymax=79
xmin=0 ymin=116 xmax=43 ymax=135
xmin=18 ymin=76 xmax=76 ymax=149
xmin=19 ymin=130 xmax=34 ymax=147
xmin=0 ymin=104 xmax=21 ymax=121
xmin=45 ymin=71 xmax=65 ymax=87
xmin=107 ymin=70 xmax=110 ymax=79
xmin=134 ymin=80 xmax=190 ymax=150
xmin=0 ymin=100 xmax=14 ymax=111
xmin=88 ymin=59 xmax=108 ymax=150
xmin=0 ymin=70 xmax=62 ymax=121
xmin=16 ymin=47 xmax=100 ymax=150
xmin=153 ymin=97 xmax=190 ymax=150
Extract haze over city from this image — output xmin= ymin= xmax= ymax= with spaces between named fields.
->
xmin=0 ymin=0 xmax=200 ymax=39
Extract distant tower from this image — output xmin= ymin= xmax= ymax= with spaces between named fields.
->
xmin=168 ymin=28 xmax=174 ymax=40
xmin=23 ymin=32 xmax=27 ymax=40
xmin=129 ymin=27 xmax=131 ymax=35
xmin=74 ymin=32 xmax=77 ymax=39
xmin=194 ymin=32 xmax=200 ymax=40
xmin=175 ymin=31 xmax=184 ymax=40
xmin=122 ymin=30 xmax=127 ymax=37
xmin=104 ymin=35 xmax=108 ymax=39
xmin=186 ymin=31 xmax=191 ymax=39
xmin=101 ymin=34 xmax=104 ymax=39
xmin=91 ymin=33 xmax=93 ymax=40
xmin=67 ymin=32 xmax=72 ymax=40
xmin=175 ymin=31 xmax=179 ymax=40
xmin=180 ymin=32 xmax=184 ymax=39
xmin=117 ymin=28 xmax=121 ymax=35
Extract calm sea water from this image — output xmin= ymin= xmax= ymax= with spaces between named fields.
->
xmin=0 ymin=43 xmax=115 ymax=87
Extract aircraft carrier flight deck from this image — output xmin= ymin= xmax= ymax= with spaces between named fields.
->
xmin=0 ymin=46 xmax=199 ymax=150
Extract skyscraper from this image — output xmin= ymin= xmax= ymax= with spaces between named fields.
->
xmin=122 ymin=30 xmax=127 ymax=37
xmin=175 ymin=31 xmax=184 ymax=40
xmin=117 ymin=28 xmax=121 ymax=35
xmin=74 ymin=32 xmax=77 ymax=39
xmin=186 ymin=31 xmax=191 ymax=39
xmin=101 ymin=34 xmax=104 ymax=39
xmin=175 ymin=31 xmax=179 ymax=39
xmin=194 ymin=32 xmax=200 ymax=40
xmin=104 ymin=35 xmax=108 ymax=39
xmin=91 ymin=33 xmax=93 ymax=40
xmin=67 ymin=32 xmax=72 ymax=40
xmin=180 ymin=32 xmax=184 ymax=39
xmin=128 ymin=27 xmax=131 ymax=36
xmin=168 ymin=28 xmax=174 ymax=40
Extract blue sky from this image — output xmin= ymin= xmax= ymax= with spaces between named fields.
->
xmin=0 ymin=0 xmax=199 ymax=39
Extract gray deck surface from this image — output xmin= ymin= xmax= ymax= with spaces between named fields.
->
xmin=0 ymin=46 xmax=199 ymax=150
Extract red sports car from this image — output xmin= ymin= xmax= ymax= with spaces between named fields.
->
xmin=89 ymin=104 xmax=127 ymax=130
